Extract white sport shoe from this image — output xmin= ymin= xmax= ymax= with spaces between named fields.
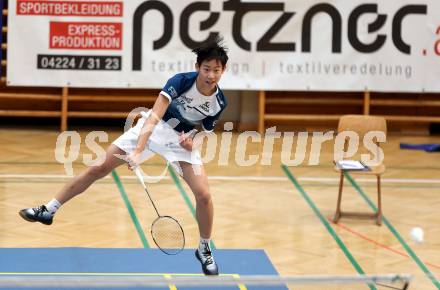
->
xmin=195 ymin=244 xmax=219 ymax=275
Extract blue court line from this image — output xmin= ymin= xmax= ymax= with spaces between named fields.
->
xmin=111 ymin=170 xmax=150 ymax=248
xmin=281 ymin=165 xmax=376 ymax=290
xmin=167 ymin=166 xmax=216 ymax=250
xmin=344 ymin=172 xmax=440 ymax=289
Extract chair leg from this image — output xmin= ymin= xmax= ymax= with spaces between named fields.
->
xmin=376 ymin=175 xmax=382 ymax=226
xmin=333 ymin=171 xmax=344 ymax=223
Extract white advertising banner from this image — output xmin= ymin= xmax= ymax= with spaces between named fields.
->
xmin=6 ymin=0 xmax=440 ymax=92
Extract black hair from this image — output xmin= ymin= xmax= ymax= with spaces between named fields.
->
xmin=192 ymin=35 xmax=228 ymax=68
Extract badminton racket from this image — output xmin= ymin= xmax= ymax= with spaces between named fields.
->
xmin=134 ymin=167 xmax=185 ymax=255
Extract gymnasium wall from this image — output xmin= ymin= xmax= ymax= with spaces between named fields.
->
xmin=1 ymin=0 xmax=440 ymax=133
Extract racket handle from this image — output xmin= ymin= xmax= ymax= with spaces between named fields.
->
xmin=134 ymin=167 xmax=147 ymax=189
xmin=187 ymin=128 xmax=198 ymax=138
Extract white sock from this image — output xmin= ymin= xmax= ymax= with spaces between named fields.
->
xmin=198 ymin=238 xmax=210 ymax=252
xmin=45 ymin=199 xmax=61 ymax=215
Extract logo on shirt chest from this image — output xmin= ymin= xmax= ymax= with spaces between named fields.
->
xmin=177 ymin=95 xmax=193 ymax=105
xmin=199 ymin=102 xmax=211 ymax=113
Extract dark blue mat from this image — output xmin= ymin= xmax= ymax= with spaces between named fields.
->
xmin=0 ymin=248 xmax=287 ymax=290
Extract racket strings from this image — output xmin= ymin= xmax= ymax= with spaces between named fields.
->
xmin=151 ymin=216 xmax=185 ymax=254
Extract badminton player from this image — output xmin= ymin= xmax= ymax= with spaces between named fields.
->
xmin=19 ymin=36 xmax=229 ymax=275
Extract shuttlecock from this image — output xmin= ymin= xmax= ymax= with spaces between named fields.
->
xmin=410 ymin=227 xmax=424 ymax=244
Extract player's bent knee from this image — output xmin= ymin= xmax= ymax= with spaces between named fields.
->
xmin=87 ymin=165 xmax=111 ymax=180
xmin=195 ymin=192 xmax=212 ymax=207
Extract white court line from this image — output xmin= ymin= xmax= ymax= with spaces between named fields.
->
xmin=0 ymin=174 xmax=440 ymax=184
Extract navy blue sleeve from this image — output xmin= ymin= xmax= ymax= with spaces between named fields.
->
xmin=160 ymin=74 xmax=185 ymax=102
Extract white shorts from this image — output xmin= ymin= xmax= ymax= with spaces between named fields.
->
xmin=112 ymin=111 xmax=202 ymax=175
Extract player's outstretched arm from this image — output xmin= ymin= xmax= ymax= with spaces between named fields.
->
xmin=127 ymin=94 xmax=170 ymax=169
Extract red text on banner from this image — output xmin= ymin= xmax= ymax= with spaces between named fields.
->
xmin=50 ymin=22 xmax=122 ymax=50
